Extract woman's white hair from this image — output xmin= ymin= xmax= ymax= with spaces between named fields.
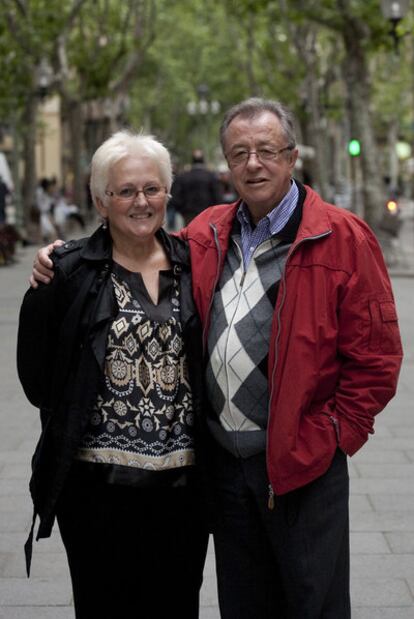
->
xmin=90 ymin=130 xmax=173 ymax=207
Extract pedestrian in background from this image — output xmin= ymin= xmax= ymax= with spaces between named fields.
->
xmin=0 ymin=174 xmax=20 ymax=266
xmin=169 ymin=148 xmax=222 ymax=225
xmin=18 ymin=131 xmax=208 ymax=619
xmin=35 ymin=178 xmax=58 ymax=243
xmin=0 ymin=175 xmax=9 ymax=225
xmin=30 ymin=98 xmax=403 ymax=619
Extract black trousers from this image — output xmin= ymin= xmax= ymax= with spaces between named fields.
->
xmin=56 ymin=471 xmax=209 ymax=619
xmin=209 ymin=445 xmax=351 ymax=619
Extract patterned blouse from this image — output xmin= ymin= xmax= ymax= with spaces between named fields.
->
xmin=76 ymin=262 xmax=195 ymax=487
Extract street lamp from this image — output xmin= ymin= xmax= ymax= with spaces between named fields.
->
xmin=380 ymin=0 xmax=409 ymax=52
xmin=36 ymin=58 xmax=54 ymax=100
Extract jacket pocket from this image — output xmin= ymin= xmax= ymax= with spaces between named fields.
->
xmin=368 ymin=299 xmax=402 ymax=354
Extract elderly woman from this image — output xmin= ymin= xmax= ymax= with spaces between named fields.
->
xmin=17 ymin=131 xmax=208 ymax=619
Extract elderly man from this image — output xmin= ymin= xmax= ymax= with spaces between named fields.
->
xmin=30 ymin=98 xmax=402 ymax=619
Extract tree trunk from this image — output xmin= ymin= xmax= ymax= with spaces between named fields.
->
xmin=339 ymin=8 xmax=383 ymax=229
xmin=387 ymin=118 xmax=399 ymax=194
xmin=21 ymin=94 xmax=38 ymax=232
xmin=303 ymin=58 xmax=331 ymax=200
xmin=277 ymin=3 xmax=331 ymax=199
xmin=64 ymin=96 xmax=86 ymax=212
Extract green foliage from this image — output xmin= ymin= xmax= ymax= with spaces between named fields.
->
xmin=0 ymin=0 xmax=413 ymax=167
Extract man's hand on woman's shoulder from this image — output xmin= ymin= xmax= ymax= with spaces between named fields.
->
xmin=30 ymin=239 xmax=64 ymax=288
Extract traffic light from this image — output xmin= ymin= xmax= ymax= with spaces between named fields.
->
xmin=348 ymin=139 xmax=361 ymax=157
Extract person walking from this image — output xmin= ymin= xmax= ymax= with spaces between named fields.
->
xmin=30 ymin=98 xmax=403 ymax=619
xmin=169 ymin=149 xmax=222 ymax=225
xmin=18 ymin=131 xmax=208 ymax=619
xmin=35 ymin=178 xmax=59 ymax=243
xmin=0 ymin=175 xmax=9 ymax=225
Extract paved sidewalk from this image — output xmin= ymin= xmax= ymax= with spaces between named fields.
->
xmin=0 ymin=232 xmax=413 ymax=618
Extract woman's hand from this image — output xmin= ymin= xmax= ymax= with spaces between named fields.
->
xmin=30 ymin=240 xmax=64 ymax=288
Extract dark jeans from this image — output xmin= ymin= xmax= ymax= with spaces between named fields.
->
xmin=209 ymin=445 xmax=351 ymax=619
xmin=56 ymin=470 xmax=209 ymax=619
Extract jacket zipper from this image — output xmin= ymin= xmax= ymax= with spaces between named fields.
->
xmin=268 ymin=484 xmax=275 ymax=509
xmin=330 ymin=415 xmax=341 ymax=442
xmin=202 ymin=223 xmax=223 ymax=352
xmin=266 ymin=230 xmax=332 ymax=509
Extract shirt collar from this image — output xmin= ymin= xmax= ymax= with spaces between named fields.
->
xmin=236 ymin=180 xmax=298 ymax=234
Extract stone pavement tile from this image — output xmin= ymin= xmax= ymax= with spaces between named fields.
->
xmin=0 ymin=452 xmax=31 ymax=465
xmin=350 ymin=511 xmax=414 ymax=532
xmin=0 ymin=607 xmax=74 ymax=619
xmin=203 ymin=552 xmax=216 ymax=575
xmin=200 ymin=572 xmax=219 ymax=607
xmin=0 ymin=437 xmax=21 ymax=453
xmin=369 ymin=495 xmax=414 ymax=512
xmin=354 ymin=463 xmax=414 ymax=479
xmin=0 ymin=497 xmax=30 ymax=513
xmin=350 ymin=494 xmax=373 ymax=513
xmin=351 ymin=554 xmax=414 ymax=579
xmin=390 ymin=427 xmax=414 ymax=437
xmin=2 ymin=552 xmax=70 ymax=579
xmin=0 ymin=480 xmax=27 ymax=497
xmin=350 ymin=577 xmax=412 ymax=606
xmin=350 ymin=532 xmax=390 ymax=554
xmin=385 ymin=532 xmax=414 ymax=553
xmin=408 ymin=578 xmax=414 ymax=598
xmin=358 ymin=438 xmax=414 ymax=452
xmin=0 ymin=578 xmax=72 ymax=606
xmin=13 ymin=441 xmax=37 ymax=455
xmin=0 ymin=466 xmax=30 ymax=481
xmin=0 ymin=532 xmax=64 ymax=554
xmin=0 ymin=534 xmax=27 ymax=555
xmin=199 ymin=608 xmax=220 ymax=619
xmin=352 ymin=608 xmax=414 ymax=619
xmin=0 ymin=511 xmax=31 ymax=533
xmin=368 ymin=425 xmax=393 ymax=437
xmin=353 ymin=449 xmax=409 ymax=464
xmin=380 ymin=409 xmax=414 ymax=425
xmin=351 ymin=478 xmax=414 ymax=494
xmin=348 ymin=460 xmax=359 ymax=478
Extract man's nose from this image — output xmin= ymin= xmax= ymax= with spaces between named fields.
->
xmin=245 ymin=151 xmax=262 ymax=169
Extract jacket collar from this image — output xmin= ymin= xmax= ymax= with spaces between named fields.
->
xmin=186 ymin=179 xmax=332 ymax=247
xmin=296 ymin=183 xmax=332 ymax=242
xmin=80 ymin=225 xmax=191 ymax=268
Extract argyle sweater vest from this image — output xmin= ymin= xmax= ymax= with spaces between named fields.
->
xmin=205 ymin=231 xmax=292 ymax=458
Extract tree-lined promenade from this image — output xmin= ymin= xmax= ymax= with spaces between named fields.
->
xmin=1 ymin=0 xmax=414 ymax=236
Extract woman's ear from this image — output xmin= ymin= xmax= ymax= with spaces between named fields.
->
xmin=95 ymin=196 xmax=107 ymax=217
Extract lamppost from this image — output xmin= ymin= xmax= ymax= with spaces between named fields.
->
xmin=36 ymin=58 xmax=54 ymax=101
xmin=380 ymin=0 xmax=409 ymax=52
xmin=186 ymin=84 xmax=220 ymax=163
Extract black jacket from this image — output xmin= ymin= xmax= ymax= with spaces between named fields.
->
xmin=169 ymin=164 xmax=222 ymax=217
xmin=17 ymin=226 xmax=204 ymax=571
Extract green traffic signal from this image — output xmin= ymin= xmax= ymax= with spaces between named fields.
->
xmin=348 ymin=139 xmax=361 ymax=157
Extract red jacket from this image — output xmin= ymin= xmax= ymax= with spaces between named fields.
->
xmin=182 ymin=185 xmax=403 ymax=495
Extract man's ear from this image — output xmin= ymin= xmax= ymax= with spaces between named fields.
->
xmin=289 ymin=148 xmax=299 ymax=171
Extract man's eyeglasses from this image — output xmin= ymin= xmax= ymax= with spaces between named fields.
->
xmin=105 ymin=184 xmax=167 ymax=202
xmin=226 ymin=145 xmax=294 ymax=167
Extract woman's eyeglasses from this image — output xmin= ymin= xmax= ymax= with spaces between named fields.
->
xmin=105 ymin=185 xmax=167 ymax=202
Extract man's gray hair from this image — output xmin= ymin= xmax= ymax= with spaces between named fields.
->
xmin=90 ymin=130 xmax=173 ymax=207
xmin=220 ymin=97 xmax=297 ymax=152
